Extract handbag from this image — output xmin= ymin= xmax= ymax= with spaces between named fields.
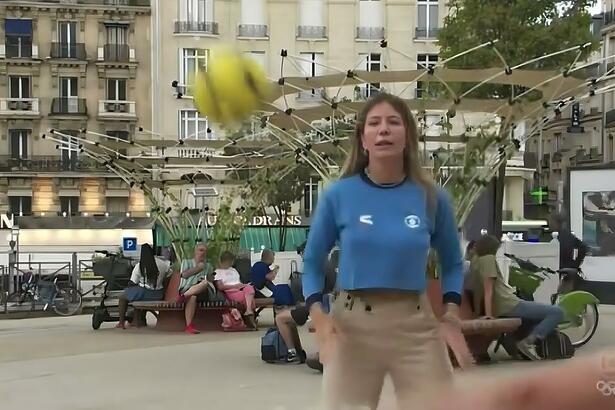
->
xmin=221 ymin=308 xmax=247 ymax=332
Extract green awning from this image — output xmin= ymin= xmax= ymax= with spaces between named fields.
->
xmin=154 ymin=225 xmax=307 ymax=252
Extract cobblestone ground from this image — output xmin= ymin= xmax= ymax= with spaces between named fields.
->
xmin=1 ymin=307 xmax=614 ymax=410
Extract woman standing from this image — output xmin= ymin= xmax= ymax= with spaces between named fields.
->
xmin=302 ymin=93 xmax=464 ymax=409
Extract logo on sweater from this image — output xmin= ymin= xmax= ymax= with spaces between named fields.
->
xmin=405 ymin=215 xmax=420 ymax=228
xmin=359 ymin=215 xmax=373 ymax=225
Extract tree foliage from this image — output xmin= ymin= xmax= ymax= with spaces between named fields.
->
xmin=438 ymin=0 xmax=599 ymax=98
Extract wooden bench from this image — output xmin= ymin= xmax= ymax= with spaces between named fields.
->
xmin=426 ymin=279 xmax=521 ymax=363
xmin=132 ymin=272 xmax=275 ymax=332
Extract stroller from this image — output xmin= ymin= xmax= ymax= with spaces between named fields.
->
xmin=91 ymin=250 xmax=134 ymax=330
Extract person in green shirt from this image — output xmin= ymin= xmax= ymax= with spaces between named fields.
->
xmin=470 ymin=235 xmax=564 ymax=361
xmin=176 ymin=242 xmax=212 ymax=334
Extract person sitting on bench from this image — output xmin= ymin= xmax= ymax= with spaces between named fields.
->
xmin=250 ymin=249 xmax=279 ymax=297
xmin=176 ymin=242 xmax=212 ymax=334
xmin=214 ymin=251 xmax=257 ymax=329
xmin=469 ymin=235 xmax=564 ymax=361
xmin=116 ymin=244 xmax=171 ymax=329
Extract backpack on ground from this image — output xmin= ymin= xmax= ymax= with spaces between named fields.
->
xmin=536 ymin=330 xmax=575 ymax=360
xmin=261 ymin=327 xmax=288 ymax=363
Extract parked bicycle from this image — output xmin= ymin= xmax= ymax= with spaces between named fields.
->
xmin=91 ymin=249 xmax=134 ymax=329
xmin=503 ymin=253 xmax=599 ymax=348
xmin=5 ymin=271 xmax=82 ymax=316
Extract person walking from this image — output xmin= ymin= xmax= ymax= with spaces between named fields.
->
xmin=302 ymin=92 xmax=465 ymax=409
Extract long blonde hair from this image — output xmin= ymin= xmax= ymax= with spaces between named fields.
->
xmin=341 ymin=93 xmax=435 ymax=201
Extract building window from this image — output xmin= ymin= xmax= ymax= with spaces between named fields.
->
xmin=416 ymin=54 xmax=438 ymax=98
xmin=297 ymin=52 xmax=324 ymax=99
xmin=303 ymin=178 xmax=319 ymax=217
xmin=5 ymin=19 xmax=33 ymax=58
xmin=60 ymin=197 xmax=79 ymax=216
xmin=359 ymin=53 xmax=381 ymax=97
xmin=107 ymin=130 xmax=130 ymax=156
xmin=106 ymin=24 xmax=128 ymax=45
xmin=106 ymin=197 xmax=129 ymax=214
xmin=417 ymin=0 xmax=439 ymax=39
xmin=9 ymin=76 xmax=30 ymax=99
xmin=59 ymin=130 xmax=79 ymax=170
xmin=9 ymin=196 xmax=32 ymax=216
xmin=179 ymin=110 xmax=210 ymax=140
xmin=9 ymin=129 xmax=28 ymax=160
xmin=244 ymin=51 xmax=266 ymax=69
xmin=106 ymin=79 xmax=127 ymax=101
xmin=180 ymin=48 xmax=208 ymax=96
xmin=57 ymin=21 xmax=78 ymax=58
xmin=181 ymin=0 xmax=210 ymax=22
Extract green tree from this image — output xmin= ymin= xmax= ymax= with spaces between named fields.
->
xmin=438 ymin=0 xmax=599 ymax=98
xmin=259 ymin=164 xmax=312 ymax=251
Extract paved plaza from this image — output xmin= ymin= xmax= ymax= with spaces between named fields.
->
xmin=1 ymin=307 xmax=614 ymax=410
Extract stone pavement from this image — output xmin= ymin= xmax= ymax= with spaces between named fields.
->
xmin=1 ymin=307 xmax=614 ymax=410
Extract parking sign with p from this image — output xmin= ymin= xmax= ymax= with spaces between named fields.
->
xmin=123 ymin=237 xmax=137 ymax=251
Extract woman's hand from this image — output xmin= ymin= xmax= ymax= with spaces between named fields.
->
xmin=439 ymin=303 xmax=475 ymax=369
xmin=310 ymin=303 xmax=338 ymax=365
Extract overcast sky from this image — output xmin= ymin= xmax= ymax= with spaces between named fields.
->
xmin=588 ymin=2 xmax=602 ymax=15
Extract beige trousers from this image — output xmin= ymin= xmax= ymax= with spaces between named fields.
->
xmin=322 ymin=291 xmax=453 ymax=410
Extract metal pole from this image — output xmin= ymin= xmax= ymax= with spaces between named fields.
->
xmin=72 ymin=252 xmax=79 ymax=290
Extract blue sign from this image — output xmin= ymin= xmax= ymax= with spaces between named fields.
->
xmin=123 ymin=237 xmax=137 ymax=251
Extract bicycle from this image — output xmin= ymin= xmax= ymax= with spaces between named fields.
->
xmin=503 ymin=253 xmax=600 ymax=348
xmin=6 ymin=271 xmax=83 ymax=316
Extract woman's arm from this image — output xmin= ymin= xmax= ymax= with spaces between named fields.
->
xmin=483 ymin=277 xmax=496 ymax=317
xmin=302 ymin=189 xmax=338 ymax=310
xmin=431 ymin=188 xmax=464 ymax=306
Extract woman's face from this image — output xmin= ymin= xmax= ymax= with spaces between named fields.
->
xmin=361 ymin=102 xmax=407 ymax=161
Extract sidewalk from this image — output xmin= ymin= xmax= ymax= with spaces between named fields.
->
xmin=1 ymin=307 xmax=614 ymax=410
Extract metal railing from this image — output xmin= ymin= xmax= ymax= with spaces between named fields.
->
xmin=605 ymin=10 xmax=615 ymax=26
xmin=0 ymin=155 xmax=106 ymax=172
xmin=356 ymin=26 xmax=385 ymax=40
xmin=32 ymin=0 xmax=150 ymax=5
xmin=102 ymin=43 xmax=130 ymax=62
xmin=415 ymin=27 xmax=440 ymax=39
xmin=174 ymin=20 xmax=219 ymax=34
xmin=297 ymin=25 xmax=327 ymax=39
xmin=238 ymin=24 xmax=268 ymax=38
xmin=50 ymin=97 xmax=87 ymax=115
xmin=50 ymin=42 xmax=86 ymax=59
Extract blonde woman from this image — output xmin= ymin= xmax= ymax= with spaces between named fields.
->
xmin=302 ymin=93 xmax=464 ymax=409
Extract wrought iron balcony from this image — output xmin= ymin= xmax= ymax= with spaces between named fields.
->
xmin=297 ymin=25 xmax=327 ymax=39
xmin=100 ymin=44 xmax=132 ymax=62
xmin=356 ymin=26 xmax=385 ymax=40
xmin=50 ymin=98 xmax=87 ymax=115
xmin=0 ymin=155 xmax=106 ymax=173
xmin=414 ymin=27 xmax=440 ymax=39
xmin=238 ymin=24 xmax=268 ymax=38
xmin=174 ymin=21 xmax=219 ymax=34
xmin=50 ymin=42 xmax=86 ymax=60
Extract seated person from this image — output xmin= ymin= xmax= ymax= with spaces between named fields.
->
xmin=250 ymin=249 xmax=279 ymax=297
xmin=177 ymin=242 xmax=212 ymax=334
xmin=214 ymin=251 xmax=257 ymax=329
xmin=116 ymin=244 xmax=171 ymax=329
xmin=470 ymin=235 xmax=565 ymax=360
xmin=275 ymin=304 xmax=309 ymax=363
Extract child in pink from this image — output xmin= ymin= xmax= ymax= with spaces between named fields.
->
xmin=214 ymin=251 xmax=257 ymax=329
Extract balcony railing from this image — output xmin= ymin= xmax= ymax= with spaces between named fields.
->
xmin=356 ymin=26 xmax=385 ymax=40
xmin=238 ymin=24 xmax=268 ymax=38
xmin=100 ymin=44 xmax=133 ymax=62
xmin=32 ymin=0 xmax=150 ymax=5
xmin=0 ymin=156 xmax=106 ymax=173
xmin=605 ymin=10 xmax=615 ymax=27
xmin=50 ymin=98 xmax=87 ymax=115
xmin=296 ymin=88 xmax=326 ymax=101
xmin=415 ymin=27 xmax=440 ymax=39
xmin=174 ymin=21 xmax=219 ymax=34
xmin=50 ymin=43 xmax=86 ymax=60
xmin=98 ymin=100 xmax=136 ymax=117
xmin=0 ymin=98 xmax=40 ymax=116
xmin=297 ymin=25 xmax=327 ymax=39
xmin=4 ymin=38 xmax=38 ymax=59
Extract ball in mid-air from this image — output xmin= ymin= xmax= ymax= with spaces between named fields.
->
xmin=193 ymin=47 xmax=271 ymax=126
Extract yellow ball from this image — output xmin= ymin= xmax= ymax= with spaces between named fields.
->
xmin=192 ymin=47 xmax=271 ymax=126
